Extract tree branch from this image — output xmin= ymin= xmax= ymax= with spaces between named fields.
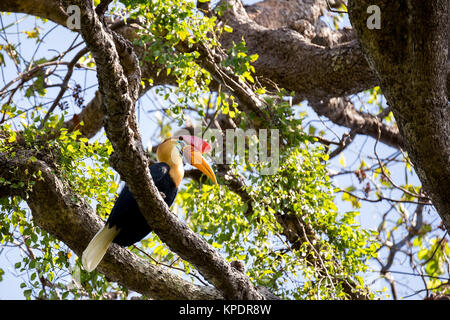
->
xmin=71 ymin=0 xmax=265 ymax=300
xmin=348 ymin=0 xmax=450 ymax=232
xmin=217 ymin=0 xmax=378 ymax=100
xmin=0 ymin=151 xmax=222 ymax=300
xmin=309 ymin=97 xmax=404 ymax=149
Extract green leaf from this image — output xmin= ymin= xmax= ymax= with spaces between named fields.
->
xmin=339 ymin=153 xmax=346 ymax=167
xmin=417 ymin=247 xmax=428 ymax=260
xmin=8 ymin=131 xmax=16 ymax=143
xmin=24 ymin=289 xmax=32 ymax=299
xmin=212 ymin=242 xmax=222 ymax=249
xmin=223 ymin=25 xmax=233 ymax=33
xmin=67 ymin=144 xmax=76 ymax=153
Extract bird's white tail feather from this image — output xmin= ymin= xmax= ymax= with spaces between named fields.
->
xmin=82 ymin=225 xmax=119 ymax=272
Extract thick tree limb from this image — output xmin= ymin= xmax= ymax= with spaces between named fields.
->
xmin=71 ymin=0 xmax=264 ymax=300
xmin=218 ymin=0 xmax=378 ymax=100
xmin=0 ymin=0 xmax=67 ymax=26
xmin=62 ymin=91 xmax=105 ymax=138
xmin=244 ymin=0 xmax=354 ymax=47
xmin=348 ymin=1 xmax=450 ymax=231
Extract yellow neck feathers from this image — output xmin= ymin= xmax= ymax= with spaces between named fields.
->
xmin=156 ymin=139 xmax=184 ymax=187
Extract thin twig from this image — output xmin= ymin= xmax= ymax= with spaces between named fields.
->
xmin=38 ymin=47 xmax=89 ymax=129
xmin=131 ymin=245 xmax=209 ymax=286
xmin=326 ymin=0 xmax=348 ymax=14
xmin=374 ymin=123 xmax=427 ymax=200
xmin=338 ymin=189 xmax=432 ymax=205
xmin=420 ymin=231 xmax=449 ymax=267
xmin=329 ymin=128 xmax=358 ymax=159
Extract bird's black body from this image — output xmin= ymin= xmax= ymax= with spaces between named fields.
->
xmin=105 ymin=162 xmax=177 ymax=247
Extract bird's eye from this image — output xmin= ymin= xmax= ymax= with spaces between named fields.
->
xmin=176 ymin=139 xmax=187 ymax=152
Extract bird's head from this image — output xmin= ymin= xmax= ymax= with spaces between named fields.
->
xmin=156 ymin=135 xmax=217 ymax=185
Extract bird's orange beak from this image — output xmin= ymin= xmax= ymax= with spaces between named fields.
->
xmin=181 ymin=138 xmax=217 ymax=185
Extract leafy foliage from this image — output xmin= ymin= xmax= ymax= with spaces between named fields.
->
xmin=0 ymin=109 xmax=128 ymax=299
xmin=180 ymin=122 xmax=377 ymax=299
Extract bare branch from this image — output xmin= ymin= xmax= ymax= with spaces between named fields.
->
xmin=309 ymin=97 xmax=403 ymax=149
xmin=39 ymin=47 xmax=89 ymax=129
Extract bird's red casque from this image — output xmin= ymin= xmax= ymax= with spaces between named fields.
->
xmin=179 ymin=135 xmax=211 ymax=153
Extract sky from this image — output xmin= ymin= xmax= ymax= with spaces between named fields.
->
xmin=0 ymin=2 xmax=447 ymax=300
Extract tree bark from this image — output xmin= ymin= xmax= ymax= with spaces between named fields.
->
xmin=348 ymin=0 xmax=450 ymax=231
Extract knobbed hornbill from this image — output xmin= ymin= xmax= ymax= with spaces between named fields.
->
xmin=82 ymin=136 xmax=217 ymax=272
